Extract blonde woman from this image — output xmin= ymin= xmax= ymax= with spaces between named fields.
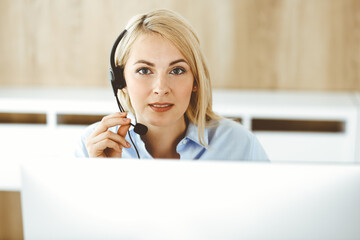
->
xmin=75 ymin=9 xmax=268 ymax=161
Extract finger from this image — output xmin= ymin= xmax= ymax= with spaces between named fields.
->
xmin=90 ymin=112 xmax=131 ymax=137
xmin=104 ymin=147 xmax=123 ymax=158
xmin=87 ymin=138 xmax=122 ymax=158
xmin=93 ymin=139 xmax=123 ymax=155
xmin=117 ymin=124 xmax=131 ymax=148
xmin=117 ymin=123 xmax=131 ymax=138
xmin=95 ymin=112 xmax=129 ymax=133
xmin=90 ymin=130 xmax=131 ymax=149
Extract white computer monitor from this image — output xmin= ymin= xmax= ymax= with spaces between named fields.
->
xmin=21 ymin=158 xmax=360 ymax=240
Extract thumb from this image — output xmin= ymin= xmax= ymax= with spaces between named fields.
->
xmin=117 ymin=123 xmax=131 ymax=137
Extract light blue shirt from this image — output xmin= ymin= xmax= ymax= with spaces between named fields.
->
xmin=74 ymin=118 xmax=269 ymax=161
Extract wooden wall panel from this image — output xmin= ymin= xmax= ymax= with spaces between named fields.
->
xmin=0 ymin=0 xmax=359 ymax=90
xmin=0 ymin=191 xmax=23 ymax=240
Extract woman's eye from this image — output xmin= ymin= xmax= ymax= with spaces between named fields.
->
xmin=137 ymin=68 xmax=151 ymax=75
xmin=170 ymin=67 xmax=186 ymax=75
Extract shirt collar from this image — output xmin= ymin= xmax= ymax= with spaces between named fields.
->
xmin=184 ymin=121 xmax=208 ymax=147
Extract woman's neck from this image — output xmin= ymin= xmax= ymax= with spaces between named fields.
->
xmin=141 ymin=118 xmax=188 ymax=159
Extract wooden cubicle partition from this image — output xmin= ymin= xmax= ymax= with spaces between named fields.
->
xmin=0 ymin=0 xmax=359 ymax=90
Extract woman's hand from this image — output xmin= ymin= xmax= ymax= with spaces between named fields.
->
xmin=86 ymin=112 xmax=132 ymax=158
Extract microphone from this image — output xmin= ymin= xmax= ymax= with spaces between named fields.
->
xmin=131 ymin=122 xmax=148 ymax=135
xmin=113 ymin=91 xmax=148 ymax=135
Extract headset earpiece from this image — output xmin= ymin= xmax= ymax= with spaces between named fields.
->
xmin=109 ymin=66 xmax=125 ymax=96
xmin=109 ymin=30 xmax=127 ymax=96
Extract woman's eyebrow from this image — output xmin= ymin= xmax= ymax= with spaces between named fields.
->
xmin=134 ymin=60 xmax=155 ymax=66
xmin=169 ymin=59 xmax=188 ymax=66
xmin=133 ymin=59 xmax=188 ymax=66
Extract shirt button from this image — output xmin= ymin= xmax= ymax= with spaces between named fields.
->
xmin=182 ymin=139 xmax=188 ymax=144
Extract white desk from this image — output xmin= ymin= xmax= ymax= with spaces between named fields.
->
xmin=0 ymin=87 xmax=359 ymax=190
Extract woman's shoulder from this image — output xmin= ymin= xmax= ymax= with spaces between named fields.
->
xmin=205 ymin=118 xmax=269 ymax=161
xmin=207 ymin=118 xmax=253 ymax=141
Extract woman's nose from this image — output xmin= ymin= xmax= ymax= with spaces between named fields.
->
xmin=153 ymin=74 xmax=170 ymax=96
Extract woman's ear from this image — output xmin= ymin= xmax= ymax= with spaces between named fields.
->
xmin=122 ymin=87 xmax=128 ymax=94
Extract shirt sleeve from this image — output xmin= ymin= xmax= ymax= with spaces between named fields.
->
xmin=250 ymin=134 xmax=269 ymax=161
xmin=74 ymin=123 xmax=99 ymax=158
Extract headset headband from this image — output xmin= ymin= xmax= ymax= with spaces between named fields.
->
xmin=110 ymin=29 xmax=127 ymax=70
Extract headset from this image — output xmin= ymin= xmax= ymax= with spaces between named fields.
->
xmin=109 ymin=29 xmax=148 ymax=158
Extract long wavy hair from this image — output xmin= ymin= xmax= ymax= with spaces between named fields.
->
xmin=115 ymin=9 xmax=221 ymax=146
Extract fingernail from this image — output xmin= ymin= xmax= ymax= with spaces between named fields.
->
xmin=126 ymin=142 xmax=131 ymax=148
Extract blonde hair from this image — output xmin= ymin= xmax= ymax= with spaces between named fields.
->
xmin=115 ymin=9 xmax=221 ymax=146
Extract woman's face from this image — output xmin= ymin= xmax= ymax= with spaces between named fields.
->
xmin=123 ymin=33 xmax=195 ymax=129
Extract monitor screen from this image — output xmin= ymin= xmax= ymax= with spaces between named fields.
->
xmin=21 ymin=158 xmax=360 ymax=240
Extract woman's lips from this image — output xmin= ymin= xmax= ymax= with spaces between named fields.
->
xmin=149 ymin=103 xmax=174 ymax=112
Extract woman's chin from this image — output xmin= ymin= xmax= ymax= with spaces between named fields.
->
xmin=146 ymin=119 xmax=173 ymax=128
xmin=142 ymin=115 xmax=185 ymax=129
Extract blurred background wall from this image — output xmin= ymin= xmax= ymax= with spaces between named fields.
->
xmin=0 ymin=0 xmax=359 ymax=91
